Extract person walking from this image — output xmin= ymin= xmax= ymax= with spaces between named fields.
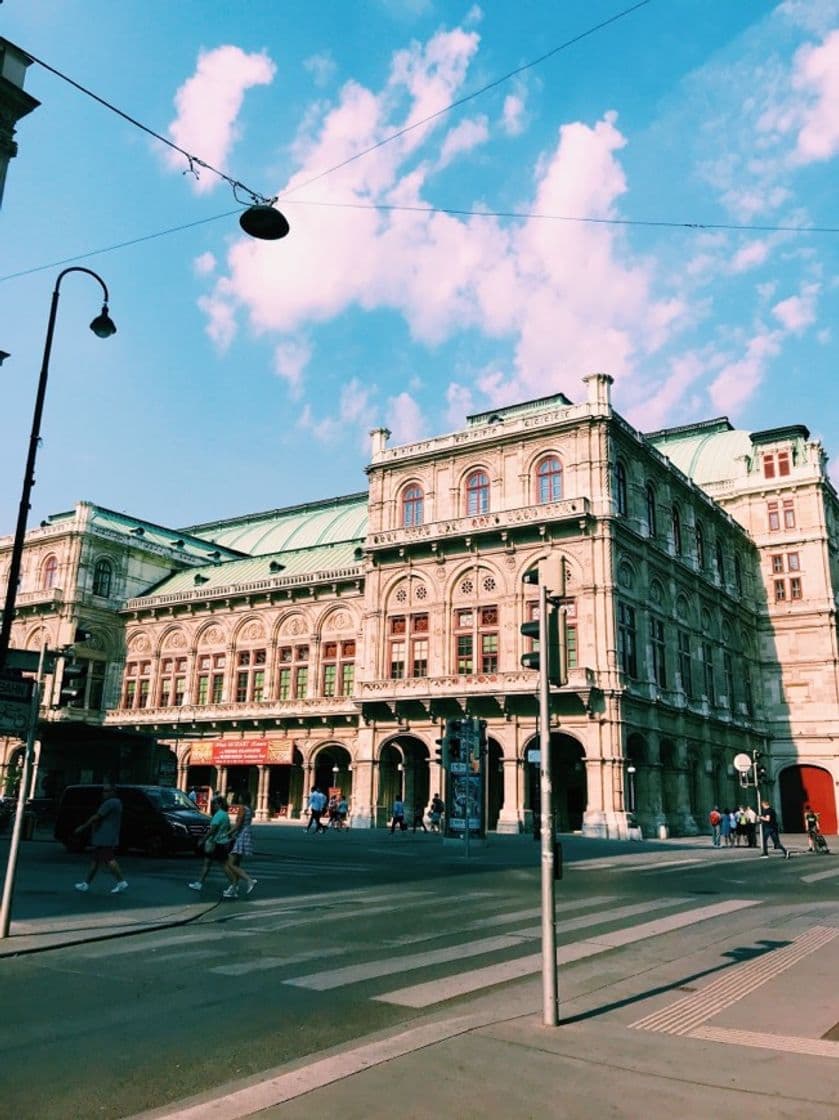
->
xmin=390 ymin=796 xmax=407 ymax=833
xmin=223 ymin=791 xmax=257 ymax=898
xmin=720 ymin=807 xmax=732 ymax=847
xmin=188 ymin=795 xmax=238 ymax=892
xmin=745 ymin=804 xmax=758 ymax=848
xmin=429 ymin=794 xmax=444 ymax=833
xmin=73 ymin=780 xmax=128 ymax=894
xmin=708 ymin=806 xmax=722 ymax=847
xmin=726 ymin=808 xmax=738 ymax=847
xmin=759 ymin=799 xmax=789 ymax=859
xmin=412 ymin=801 xmax=428 ymax=833
xmin=305 ymin=787 xmax=327 ymax=833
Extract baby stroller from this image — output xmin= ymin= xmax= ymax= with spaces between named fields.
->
xmin=812 ymin=825 xmax=830 ymax=854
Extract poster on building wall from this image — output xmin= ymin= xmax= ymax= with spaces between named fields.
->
xmin=447 ymin=773 xmax=482 ymax=833
xmin=189 ymin=739 xmax=293 ymax=766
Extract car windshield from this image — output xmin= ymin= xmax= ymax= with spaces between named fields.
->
xmin=146 ymin=788 xmax=196 ymax=811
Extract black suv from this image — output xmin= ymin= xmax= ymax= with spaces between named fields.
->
xmin=54 ymin=785 xmax=211 ymax=856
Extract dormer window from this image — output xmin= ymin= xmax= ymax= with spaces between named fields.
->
xmin=465 ymin=470 xmax=490 ymax=516
xmin=401 ymin=484 xmax=424 ymax=527
xmin=763 ymin=450 xmax=791 ymax=479
xmin=536 ymin=456 xmax=563 ymax=503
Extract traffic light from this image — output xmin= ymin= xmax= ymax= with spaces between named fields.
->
xmin=739 ymin=770 xmax=751 ymax=789
xmin=520 ymin=601 xmax=566 ymax=686
xmin=756 ymin=764 xmax=768 ymax=782
xmin=447 ymin=719 xmax=463 ymax=762
xmin=55 ymin=660 xmax=85 ymax=708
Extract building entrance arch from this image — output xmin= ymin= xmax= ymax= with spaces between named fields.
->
xmin=377 ymin=735 xmax=430 ymax=828
xmin=526 ymin=732 xmax=587 ymax=833
xmin=779 ymin=764 xmax=836 ymax=834
xmin=311 ymin=744 xmax=353 ymax=803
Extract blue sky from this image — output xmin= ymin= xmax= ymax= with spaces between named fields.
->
xmin=1 ymin=0 xmax=838 ymax=533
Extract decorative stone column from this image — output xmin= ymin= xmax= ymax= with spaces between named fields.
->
xmin=671 ymin=740 xmax=699 ymax=835
xmin=217 ymin=766 xmax=228 ymax=799
xmin=636 ymin=761 xmax=668 ymax=839
xmin=496 ymin=756 xmax=524 ymax=833
xmin=176 ymin=761 xmax=188 ymax=791
xmin=255 ymin=764 xmax=269 ymax=821
xmin=349 ymin=724 xmax=377 ymax=828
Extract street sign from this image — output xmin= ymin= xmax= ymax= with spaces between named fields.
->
xmin=450 ymin=762 xmax=468 ymax=775
xmin=527 ymin=749 xmax=541 ymax=765
xmin=0 ymin=698 xmax=32 ymax=736
xmin=733 ymin=752 xmax=753 ymax=773
xmin=0 ymin=676 xmax=34 ymax=701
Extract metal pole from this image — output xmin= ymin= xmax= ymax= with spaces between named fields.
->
xmin=0 ymin=267 xmax=111 ymax=670
xmin=538 ymin=581 xmax=558 ymax=1026
xmin=0 ymin=644 xmax=46 ymax=938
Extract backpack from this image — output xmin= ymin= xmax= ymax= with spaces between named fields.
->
xmin=709 ymin=810 xmax=721 ymax=826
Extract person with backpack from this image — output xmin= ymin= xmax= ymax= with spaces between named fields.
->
xmin=708 ymin=806 xmax=722 ymax=847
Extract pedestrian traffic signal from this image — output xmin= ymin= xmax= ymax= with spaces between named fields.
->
xmin=447 ymin=719 xmax=463 ymax=762
xmin=756 ymin=764 xmax=768 ymax=782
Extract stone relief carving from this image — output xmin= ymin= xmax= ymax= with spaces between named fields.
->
xmin=162 ymin=630 xmax=187 ymax=649
xmin=128 ymin=635 xmax=150 ymax=653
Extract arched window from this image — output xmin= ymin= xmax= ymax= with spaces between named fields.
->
xmin=401 ymin=484 xmax=424 ymax=527
xmin=715 ymin=540 xmax=725 ymax=584
xmin=93 ymin=558 xmax=113 ymax=597
xmin=614 ymin=461 xmax=628 ymax=516
xmin=41 ymin=555 xmax=58 ymax=590
xmin=536 ymin=456 xmax=563 ymax=503
xmin=465 ymin=470 xmax=490 ymax=516
xmin=695 ymin=521 xmax=705 ymax=569
xmin=672 ymin=505 xmax=683 ymax=556
xmin=645 ymin=483 xmax=657 ymax=537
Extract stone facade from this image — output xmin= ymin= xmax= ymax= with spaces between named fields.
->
xmin=2 ymin=376 xmax=837 ymax=835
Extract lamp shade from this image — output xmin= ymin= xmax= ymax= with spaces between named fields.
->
xmin=240 ymin=204 xmax=290 ymax=240
xmin=90 ymin=305 xmax=117 ymax=338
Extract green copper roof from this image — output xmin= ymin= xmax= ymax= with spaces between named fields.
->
xmin=646 ymin=421 xmax=753 ymax=486
xmin=135 ymin=540 xmax=363 ymax=599
xmin=180 ymin=492 xmax=368 ymax=557
xmin=467 ymin=392 xmax=573 ymax=427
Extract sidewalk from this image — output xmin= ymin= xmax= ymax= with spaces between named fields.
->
xmin=133 ymin=905 xmax=839 ymax=1120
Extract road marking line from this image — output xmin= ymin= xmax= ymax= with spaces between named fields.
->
xmin=690 ymin=1024 xmax=839 ymax=1058
xmin=211 ymin=946 xmax=354 ymax=976
xmin=83 ymin=929 xmax=250 ymax=956
xmin=800 ymin=866 xmax=839 ymax=884
xmin=505 ymin=897 xmax=691 ymax=943
xmin=128 ymin=1008 xmax=500 ymax=1120
xmin=384 ymin=896 xmax=619 ymax=946
xmin=375 ymin=899 xmax=756 ymax=1008
xmin=284 ymin=934 xmax=531 ymax=991
xmin=630 ymin=926 xmax=838 ymax=1035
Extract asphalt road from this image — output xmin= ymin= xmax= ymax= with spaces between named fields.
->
xmin=0 ymin=826 xmax=835 ymax=1119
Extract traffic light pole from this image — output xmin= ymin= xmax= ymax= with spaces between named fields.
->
xmin=538 ymin=581 xmax=558 ymax=1027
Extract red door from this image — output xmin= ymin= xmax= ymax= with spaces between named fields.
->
xmin=779 ymin=765 xmax=837 ymax=834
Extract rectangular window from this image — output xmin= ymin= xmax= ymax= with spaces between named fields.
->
xmin=777 ymin=449 xmax=791 ymax=476
xmin=724 ymin=652 xmax=734 ymax=708
xmin=481 ymin=633 xmax=498 ymax=673
xmin=390 ymin=640 xmax=406 ymax=679
xmin=790 ymin=577 xmax=802 ymax=600
xmin=678 ymin=630 xmax=692 ymax=698
xmin=650 ymin=618 xmax=666 ymax=687
xmin=783 ymin=499 xmax=796 ymax=528
xmin=211 ymin=673 xmax=224 ymax=704
xmin=88 ymin=663 xmax=106 ymax=710
xmin=236 ymin=670 xmax=249 ymax=703
xmin=787 ymin=552 xmax=800 ymax=571
xmin=252 ymin=669 xmax=265 ymax=702
xmin=768 ymin=502 xmax=780 ymax=531
xmin=566 ymin=625 xmax=577 ymax=670
xmin=174 ymin=677 xmax=186 ymax=706
xmin=457 ymin=635 xmax=473 ymax=674
xmin=295 ymin=666 xmax=308 ymax=700
xmin=323 ymin=664 xmax=337 ymax=697
xmin=617 ymin=603 xmax=637 ymax=679
xmin=774 ymin=579 xmax=786 ymax=602
xmin=197 ymin=676 xmax=209 ymax=705
xmin=138 ymin=679 xmax=150 ymax=708
xmin=278 ymin=667 xmax=291 ymax=701
xmin=124 ymin=679 xmax=136 ymax=708
xmin=411 ymin=638 xmax=428 ymax=678
xmin=702 ymin=641 xmax=715 ymax=705
xmin=341 ymin=663 xmax=354 ymax=696
xmin=771 ymin=554 xmax=784 ymax=574
xmin=763 ymin=454 xmax=775 ymax=479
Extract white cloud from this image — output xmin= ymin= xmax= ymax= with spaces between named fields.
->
xmin=387 ymin=391 xmax=426 ymax=443
xmin=709 ymin=330 xmax=784 ymax=414
xmin=303 ymin=52 xmax=337 ymax=88
xmin=445 ymin=382 xmax=474 ymax=428
xmin=166 ymin=46 xmax=276 ymax=193
xmin=791 ymin=30 xmax=839 ymax=163
xmin=274 ymin=338 xmax=311 ymax=396
xmin=437 ymin=115 xmax=489 ymax=169
xmin=501 ymin=93 xmax=526 ymax=136
xmin=193 ymin=251 xmax=216 ymax=276
xmin=771 ymin=282 xmax=820 ymax=331
xmin=730 ymin=240 xmax=770 ymax=273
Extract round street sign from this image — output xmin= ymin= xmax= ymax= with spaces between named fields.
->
xmin=733 ymin=752 xmax=753 ymax=773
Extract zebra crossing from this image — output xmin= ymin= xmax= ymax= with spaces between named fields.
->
xmin=79 ymin=876 xmax=763 ymax=1014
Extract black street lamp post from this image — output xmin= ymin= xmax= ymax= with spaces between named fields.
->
xmin=0 ymin=267 xmax=116 ymax=671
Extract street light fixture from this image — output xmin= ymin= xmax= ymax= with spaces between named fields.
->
xmin=0 ymin=267 xmax=116 ymax=670
xmin=626 ymin=764 xmax=637 ymax=814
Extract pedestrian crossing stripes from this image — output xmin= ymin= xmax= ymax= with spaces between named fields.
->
xmin=373 ymin=898 xmax=758 ymax=1008
xmin=629 ymin=925 xmax=839 ymax=1035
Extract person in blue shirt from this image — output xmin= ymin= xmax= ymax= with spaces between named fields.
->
xmin=73 ymin=780 xmax=128 ymax=894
